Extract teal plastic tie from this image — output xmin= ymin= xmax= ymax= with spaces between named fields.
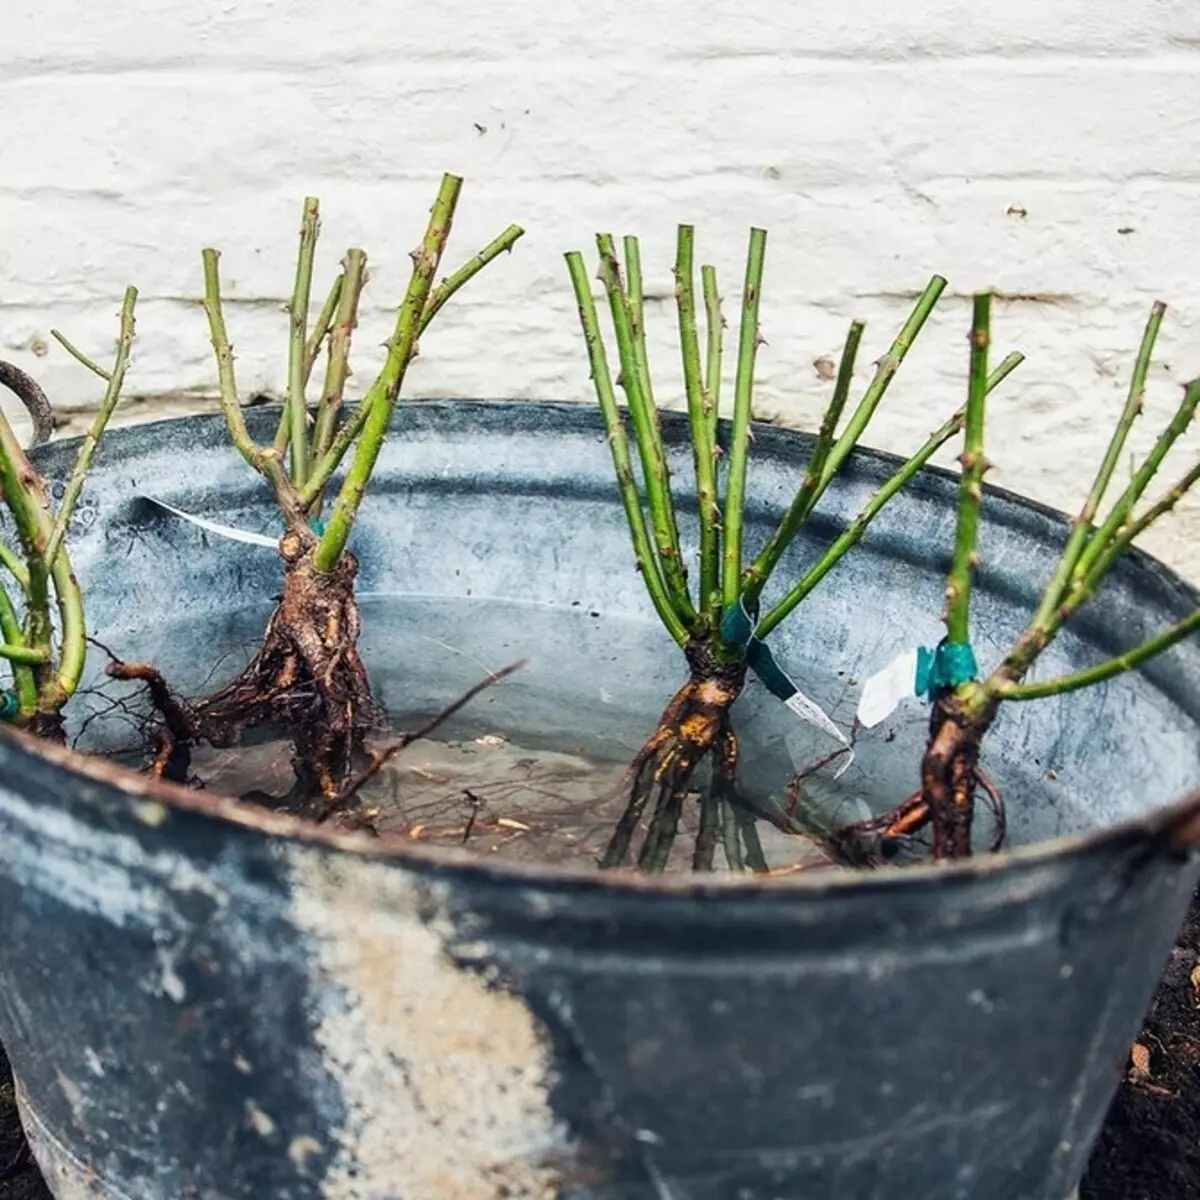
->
xmin=307 ymin=516 xmax=326 ymax=537
xmin=719 ymin=598 xmax=755 ymax=652
xmin=0 ymin=690 xmax=18 ymax=722
xmin=915 ymin=640 xmax=978 ymax=698
xmin=719 ymin=598 xmax=801 ymax=703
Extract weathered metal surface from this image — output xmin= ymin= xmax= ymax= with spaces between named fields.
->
xmin=0 ymin=402 xmax=1196 ymax=1200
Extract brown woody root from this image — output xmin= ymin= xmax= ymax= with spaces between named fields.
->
xmin=831 ymin=695 xmax=1005 ymax=864
xmin=601 ymin=640 xmax=750 ymax=872
xmin=109 ymin=531 xmax=379 ymax=823
xmin=22 ymin=712 xmax=67 ymax=744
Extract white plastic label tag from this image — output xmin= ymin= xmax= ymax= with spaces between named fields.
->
xmin=784 ymin=688 xmax=855 ymax=778
xmin=856 ymin=647 xmax=919 ymax=730
xmin=140 ymin=496 xmax=278 ymax=548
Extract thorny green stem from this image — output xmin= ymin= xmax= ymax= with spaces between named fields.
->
xmin=988 ymin=454 xmax=1200 ymax=707
xmin=201 ymin=248 xmax=308 ymax=532
xmin=808 ymin=322 xmax=867 ymax=494
xmin=754 ymin=353 xmax=1024 ymax=639
xmin=741 ymin=319 xmax=864 ymax=611
xmin=299 ymin=221 xmax=525 ymax=514
xmin=988 ymin=376 xmax=1200 ymax=698
xmin=202 ymin=249 xmax=268 ymax=471
xmin=1070 ymin=371 xmax=1200 ymax=589
xmin=674 ymin=226 xmax=720 ymax=626
xmin=566 ymin=251 xmax=688 ymax=646
xmin=702 ymin=264 xmax=723 ymax=447
xmin=0 ymin=405 xmax=85 ymax=708
xmin=311 ymin=249 xmax=368 ymax=482
xmin=593 ymin=234 xmax=695 ymax=628
xmin=980 ymin=350 xmax=1026 ymax=396
xmin=1082 ymin=458 xmax=1200 ymax=585
xmin=0 ymin=581 xmax=21 ymax=644
xmin=50 ymin=331 xmax=111 ymax=382
xmin=286 ymin=197 xmax=321 ymax=487
xmin=1032 ymin=302 xmax=1166 ymax=626
xmin=0 ymin=409 xmax=53 ymax=703
xmin=275 ymin=267 xmax=348 ymax=458
xmin=312 ymin=174 xmax=462 ymax=572
xmin=944 ymin=293 xmax=992 ymax=645
xmin=721 ymin=226 xmax=767 ymax=611
xmin=41 ymin=522 xmax=85 ymax=704
xmin=0 ymin=541 xmax=29 ymax=592
xmin=44 ymin=287 xmax=138 ymax=571
xmin=273 ymin=404 xmax=290 ymax=459
xmin=742 ymin=278 xmax=951 ymax=616
xmin=306 ymin=271 xmax=345 ymax=381
xmin=420 ymin=224 xmax=524 ymax=331
xmin=0 ymin=578 xmax=37 ymax=710
xmin=932 ymin=306 xmax=1200 ymax=727
xmin=628 ymin=234 xmax=696 ymax=625
xmin=997 ymin=608 xmax=1200 ymax=702
xmin=0 ymin=642 xmax=50 ymax=666
xmin=0 ymin=289 xmax=138 ymax=714
xmin=817 ymin=277 xmax=948 ymax=497
xmin=758 ymin=410 xmax=965 ymax=638
xmin=702 ymin=263 xmax=724 ymax=622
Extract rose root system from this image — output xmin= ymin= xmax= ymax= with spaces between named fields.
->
xmin=601 ymin=640 xmax=757 ymax=873
xmin=109 ymin=532 xmax=379 ymax=822
xmin=832 ymin=693 xmax=1006 ymax=864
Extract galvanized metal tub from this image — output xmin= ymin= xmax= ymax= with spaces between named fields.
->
xmin=1 ymin=402 xmax=1197 ymax=1200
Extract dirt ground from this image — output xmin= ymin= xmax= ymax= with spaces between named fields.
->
xmin=1080 ymin=889 xmax=1200 ymax=1200
xmin=0 ymin=1062 xmax=48 ymax=1199
xmin=1 ymin=887 xmax=1197 ymax=1198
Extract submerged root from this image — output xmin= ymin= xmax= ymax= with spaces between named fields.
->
xmin=109 ymin=531 xmax=380 ymax=821
xmin=921 ymin=692 xmax=997 ymax=859
xmin=601 ymin=640 xmax=757 ymax=873
xmin=832 ymin=693 xmax=1005 ymax=864
xmin=22 ymin=711 xmax=67 ymax=745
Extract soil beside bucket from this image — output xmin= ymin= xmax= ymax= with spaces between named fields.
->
xmin=0 ymin=1047 xmax=48 ymax=1200
xmin=0 ymin=403 xmax=1198 ymax=1200
xmin=1080 ymin=887 xmax=1200 ymax=1200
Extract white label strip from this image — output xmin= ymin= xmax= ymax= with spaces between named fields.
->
xmin=784 ymin=687 xmax=855 ymax=778
xmin=139 ymin=496 xmax=278 ymax=548
xmin=856 ymin=646 xmax=919 ymax=730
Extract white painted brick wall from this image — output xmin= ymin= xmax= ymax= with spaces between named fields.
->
xmin=2 ymin=0 xmax=1199 ymax=579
